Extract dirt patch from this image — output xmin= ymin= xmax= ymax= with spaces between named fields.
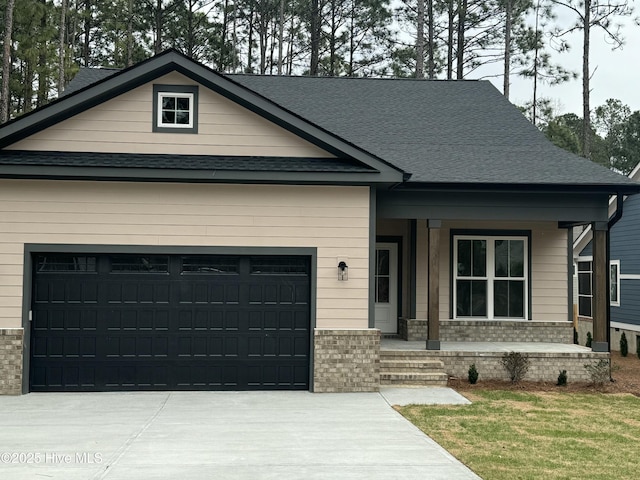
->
xmin=448 ymin=351 xmax=640 ymax=396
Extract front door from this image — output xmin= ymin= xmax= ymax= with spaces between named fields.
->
xmin=374 ymin=243 xmax=398 ymax=334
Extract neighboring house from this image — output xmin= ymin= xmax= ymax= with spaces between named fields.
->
xmin=574 ymin=162 xmax=640 ymax=354
xmin=0 ymin=50 xmax=638 ymax=395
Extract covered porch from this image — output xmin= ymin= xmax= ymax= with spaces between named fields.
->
xmin=371 ymin=186 xmax=615 ymax=364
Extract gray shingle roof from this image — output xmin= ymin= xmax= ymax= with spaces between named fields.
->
xmin=0 ymin=150 xmax=372 ymax=173
xmin=228 ymin=75 xmax=636 ymax=186
xmin=61 ymin=68 xmax=120 ymax=97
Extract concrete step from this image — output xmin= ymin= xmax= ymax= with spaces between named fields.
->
xmin=380 ymin=372 xmax=449 ymax=387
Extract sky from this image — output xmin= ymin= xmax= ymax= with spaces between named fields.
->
xmin=483 ymin=14 xmax=640 ymax=117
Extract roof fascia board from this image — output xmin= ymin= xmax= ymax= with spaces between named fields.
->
xmin=0 ymin=164 xmax=387 ymax=185
xmin=395 ymin=182 xmax=640 ymax=195
xmin=0 ymin=50 xmax=405 ymax=184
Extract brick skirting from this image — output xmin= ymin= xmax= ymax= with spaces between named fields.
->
xmin=313 ymin=329 xmax=380 ymax=392
xmin=438 ymin=350 xmax=609 ymax=382
xmin=399 ymin=319 xmax=573 ymax=343
xmin=0 ymin=329 xmax=23 ymax=395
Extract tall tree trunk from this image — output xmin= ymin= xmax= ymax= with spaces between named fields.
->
xmin=582 ymin=0 xmax=591 ymax=159
xmin=447 ymin=0 xmax=454 ymax=79
xmin=59 ymin=0 xmax=67 ymax=94
xmin=310 ymin=0 xmax=320 ymax=75
xmin=329 ymin=1 xmax=336 ymax=76
xmin=532 ymin=0 xmax=541 ymax=126
xmin=1 ymin=0 xmax=15 ymax=123
xmin=503 ymin=0 xmax=512 ymax=98
xmin=456 ymin=0 xmax=467 ymax=79
xmin=247 ymin=3 xmax=254 ymax=72
xmin=348 ymin=0 xmax=355 ymax=76
xmin=427 ymin=0 xmax=434 ymax=79
xmin=37 ymin=0 xmax=48 ymax=107
xmin=83 ymin=0 xmax=91 ymax=66
xmin=127 ymin=0 xmax=133 ymax=66
xmin=416 ymin=0 xmax=425 ymax=78
xmin=278 ymin=0 xmax=285 ymax=74
xmin=155 ymin=0 xmax=163 ymax=54
xmin=221 ymin=0 xmax=230 ymax=70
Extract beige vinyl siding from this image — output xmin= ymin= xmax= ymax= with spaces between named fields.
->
xmin=0 ymin=180 xmax=370 ymax=329
xmin=6 ymin=72 xmax=334 ymax=158
xmin=439 ymin=221 xmax=568 ymax=321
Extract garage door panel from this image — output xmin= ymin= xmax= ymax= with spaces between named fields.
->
xmin=31 ymin=253 xmax=310 ymax=391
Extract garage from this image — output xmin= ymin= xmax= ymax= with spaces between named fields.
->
xmin=30 ymin=253 xmax=311 ymax=392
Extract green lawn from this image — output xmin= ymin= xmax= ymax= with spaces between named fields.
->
xmin=399 ymin=391 xmax=640 ymax=480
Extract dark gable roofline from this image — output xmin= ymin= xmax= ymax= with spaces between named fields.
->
xmin=397 ymin=181 xmax=640 ymax=195
xmin=0 ymin=49 xmax=406 ymax=184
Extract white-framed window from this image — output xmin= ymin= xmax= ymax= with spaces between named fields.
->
xmin=577 ymin=258 xmax=593 ymax=317
xmin=610 ymin=259 xmax=620 ymax=306
xmin=453 ymin=235 xmax=528 ymax=319
xmin=152 ymin=84 xmax=198 ymax=133
xmin=576 ymin=257 xmax=620 ymax=316
xmin=157 ymin=92 xmax=194 ymax=128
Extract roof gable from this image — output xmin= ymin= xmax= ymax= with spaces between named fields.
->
xmin=0 ymin=49 xmax=405 ymax=183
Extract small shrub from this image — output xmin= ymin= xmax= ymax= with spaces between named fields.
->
xmin=586 ymin=331 xmax=593 ymax=348
xmin=501 ymin=351 xmax=530 ymax=383
xmin=468 ymin=364 xmax=479 ymax=384
xmin=584 ymin=359 xmax=610 ymax=386
xmin=557 ymin=370 xmax=567 ymax=386
xmin=620 ymin=332 xmax=628 ymax=357
xmin=573 ymin=327 xmax=579 ymax=345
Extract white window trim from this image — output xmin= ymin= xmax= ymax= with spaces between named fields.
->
xmin=156 ymin=92 xmax=195 ymax=129
xmin=576 ymin=256 xmax=593 ymax=318
xmin=610 ymin=259 xmax=620 ymax=307
xmin=453 ymin=235 xmax=529 ymax=320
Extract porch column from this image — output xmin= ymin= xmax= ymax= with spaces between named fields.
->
xmin=426 ymin=220 xmax=441 ymax=350
xmin=592 ymin=222 xmax=609 ymax=352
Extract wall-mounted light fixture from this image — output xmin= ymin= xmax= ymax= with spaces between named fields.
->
xmin=338 ymin=261 xmax=348 ymax=281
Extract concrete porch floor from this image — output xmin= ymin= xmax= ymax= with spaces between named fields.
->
xmin=382 ymin=339 xmax=593 ymax=353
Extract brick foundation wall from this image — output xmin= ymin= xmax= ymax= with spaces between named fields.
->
xmin=0 ymin=329 xmax=23 ymax=395
xmin=440 ymin=320 xmax=573 ymax=343
xmin=313 ymin=329 xmax=380 ymax=392
xmin=398 ymin=319 xmax=428 ymax=341
xmin=436 ymin=350 xmax=609 ymax=382
xmin=578 ymin=317 xmax=640 ymax=353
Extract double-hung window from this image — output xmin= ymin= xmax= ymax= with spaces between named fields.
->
xmin=454 ymin=235 xmax=528 ymax=319
xmin=152 ymin=84 xmax=198 ymax=133
xmin=577 ymin=258 xmax=620 ymax=316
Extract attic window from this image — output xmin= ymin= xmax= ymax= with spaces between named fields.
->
xmin=152 ymin=84 xmax=198 ymax=133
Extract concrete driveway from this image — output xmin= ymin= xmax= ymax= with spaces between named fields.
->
xmin=0 ymin=391 xmax=480 ymax=480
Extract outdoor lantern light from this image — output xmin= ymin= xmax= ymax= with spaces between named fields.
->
xmin=338 ymin=261 xmax=348 ymax=281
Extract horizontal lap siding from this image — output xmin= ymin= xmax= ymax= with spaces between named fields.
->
xmin=6 ymin=72 xmax=333 ymax=158
xmin=0 ymin=180 xmax=370 ymax=329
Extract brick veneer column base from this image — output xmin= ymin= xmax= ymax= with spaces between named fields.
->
xmin=0 ymin=329 xmax=23 ymax=395
xmin=313 ymin=329 xmax=380 ymax=392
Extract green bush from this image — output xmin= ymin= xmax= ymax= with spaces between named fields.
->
xmin=586 ymin=331 xmax=593 ymax=348
xmin=501 ymin=352 xmax=530 ymax=383
xmin=557 ymin=370 xmax=567 ymax=386
xmin=573 ymin=327 xmax=579 ymax=345
xmin=620 ymin=332 xmax=628 ymax=357
xmin=468 ymin=364 xmax=479 ymax=384
xmin=584 ymin=359 xmax=610 ymax=386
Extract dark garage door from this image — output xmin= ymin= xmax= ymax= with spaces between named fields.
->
xmin=30 ymin=253 xmax=310 ymax=391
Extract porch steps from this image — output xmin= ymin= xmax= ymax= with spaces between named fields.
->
xmin=380 ymin=351 xmax=448 ymax=387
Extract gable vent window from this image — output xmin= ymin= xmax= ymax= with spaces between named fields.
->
xmin=153 ymin=84 xmax=198 ymax=133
